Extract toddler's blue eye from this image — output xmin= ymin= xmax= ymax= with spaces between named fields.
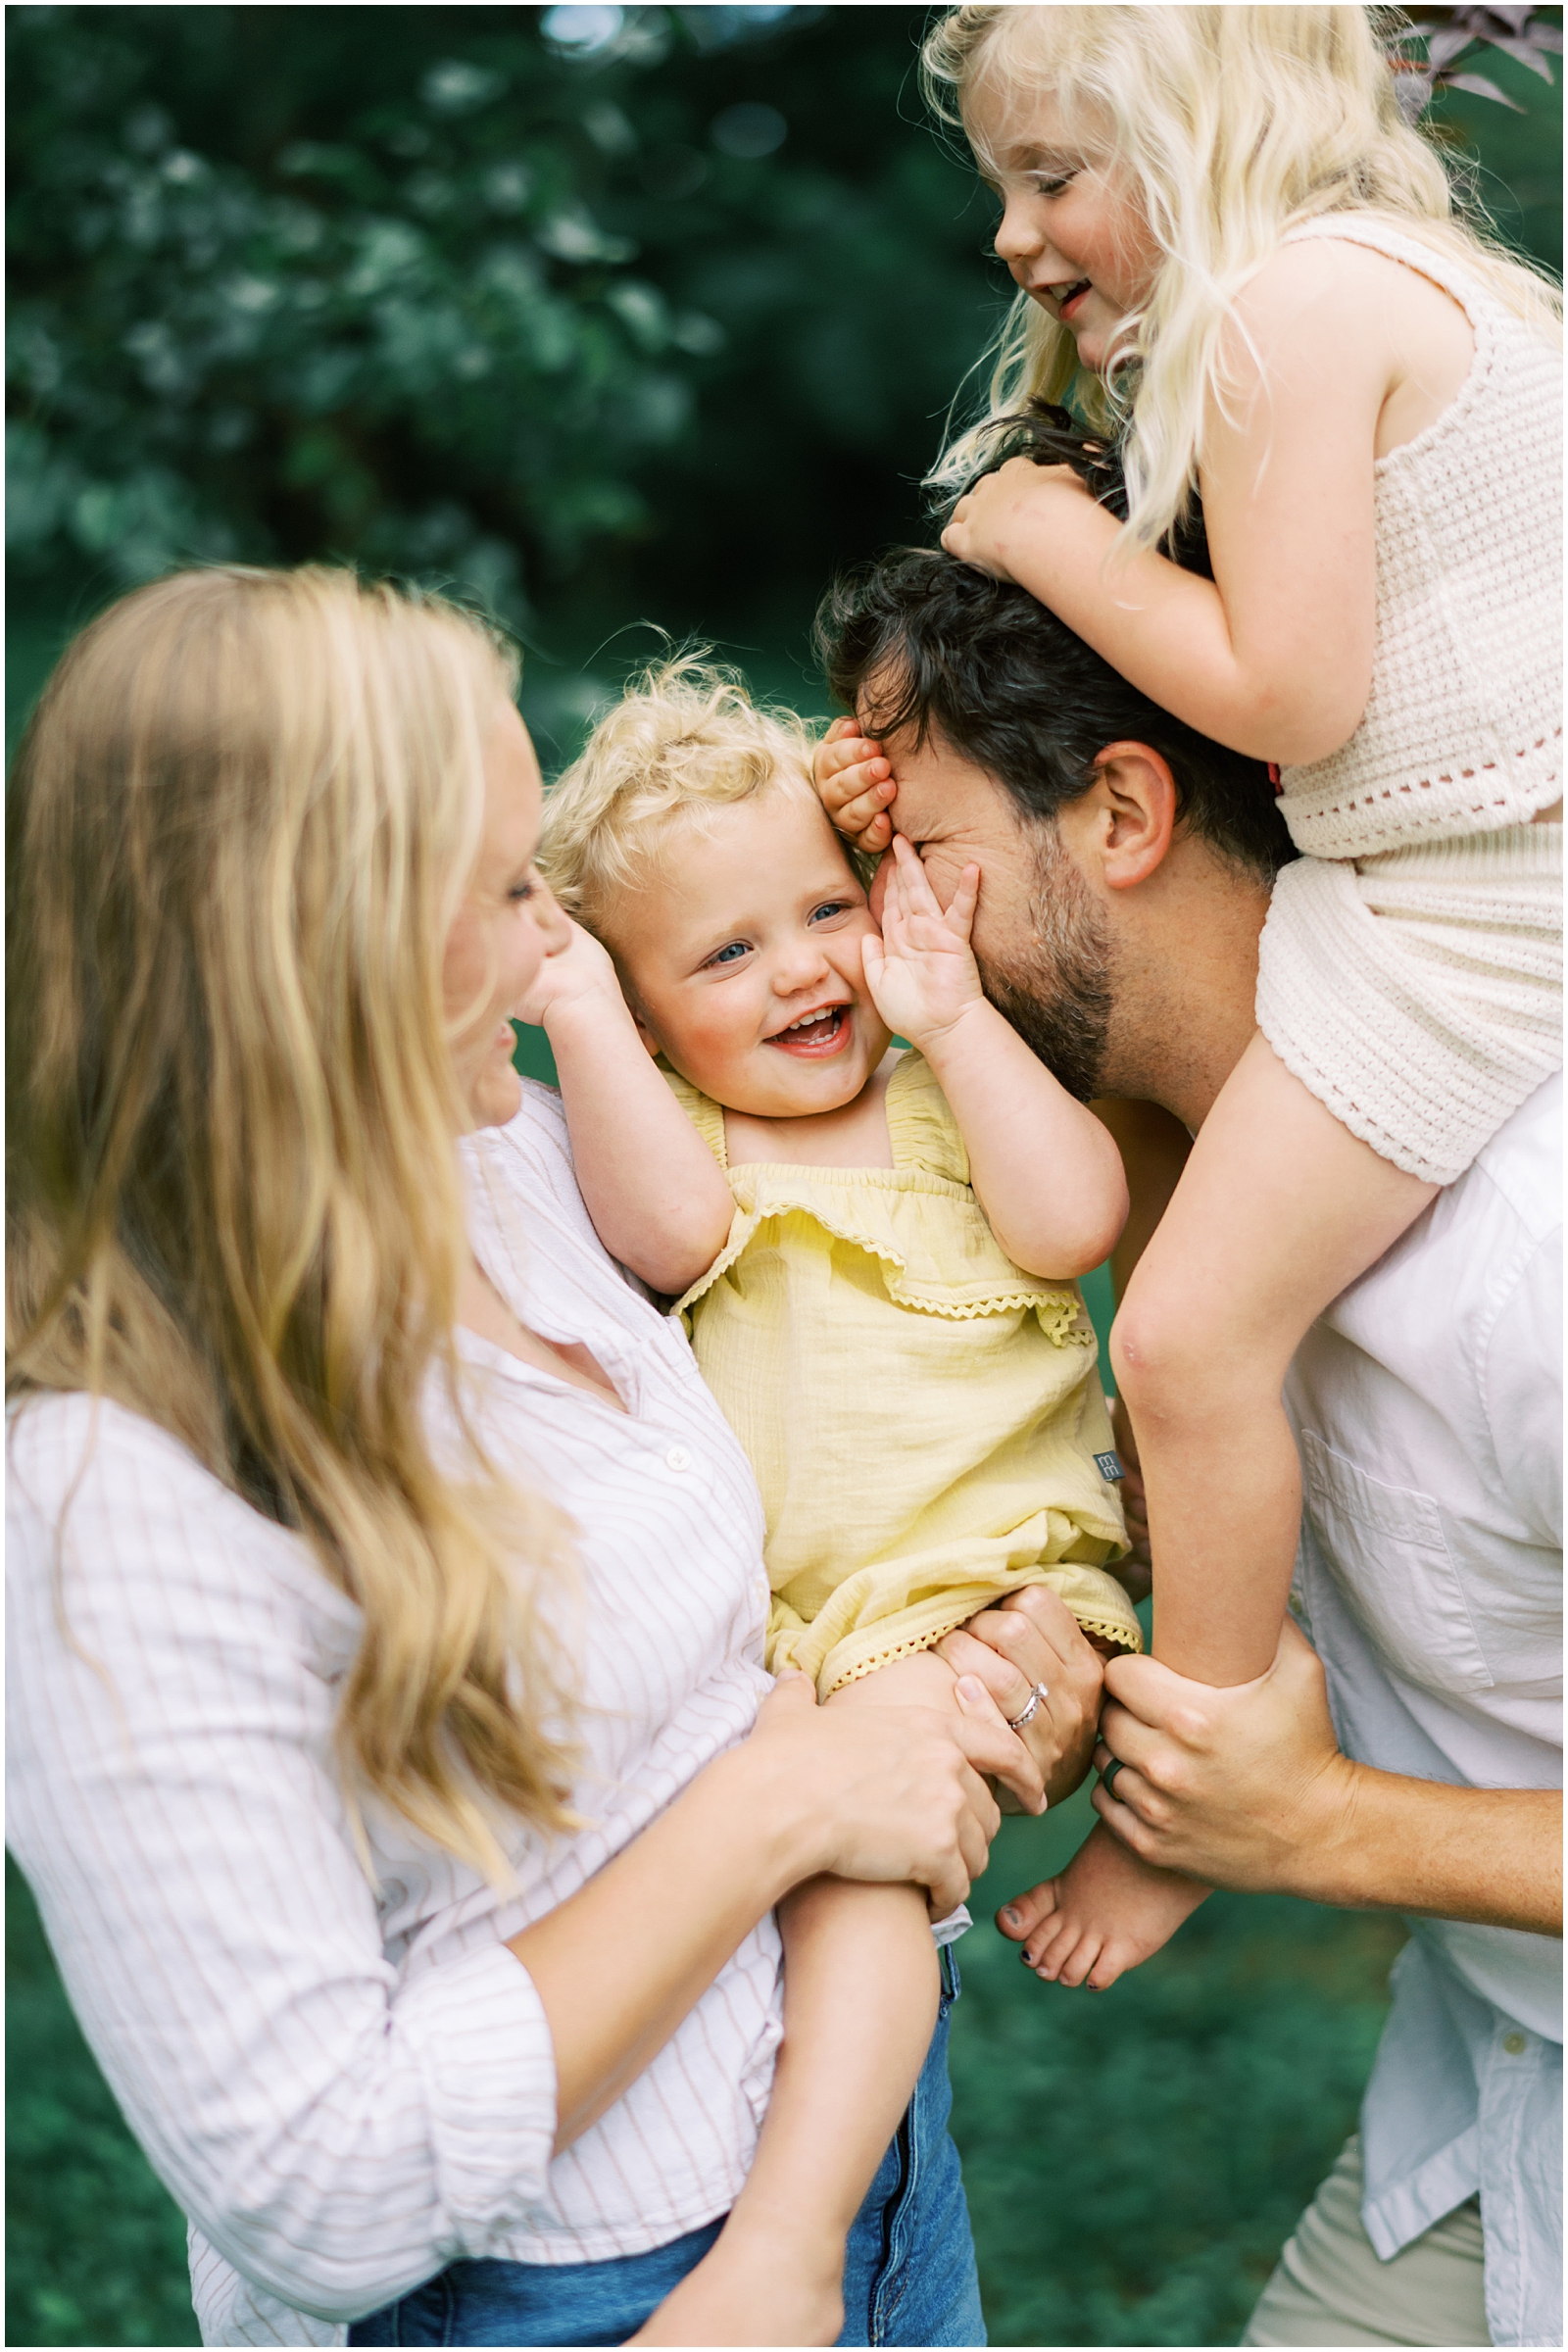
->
xmin=708 ymin=940 xmax=749 ymax=966
xmin=809 ymin=901 xmax=850 ymax=923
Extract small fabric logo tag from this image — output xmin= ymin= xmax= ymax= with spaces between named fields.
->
xmin=1094 ymin=1450 xmax=1124 ymax=1483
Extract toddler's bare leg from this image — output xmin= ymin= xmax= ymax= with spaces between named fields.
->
xmin=631 ymin=1654 xmax=948 ymax=2347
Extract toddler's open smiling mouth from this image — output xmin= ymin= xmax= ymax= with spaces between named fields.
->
xmin=765 ymin=1004 xmax=851 ymax=1057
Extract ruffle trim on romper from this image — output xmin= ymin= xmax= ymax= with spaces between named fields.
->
xmin=666 ymin=1054 xmax=1095 ymax=1340
xmin=811 ymin=1558 xmax=1145 ymax=1696
xmin=671 ymin=1169 xmax=1092 ymax=1342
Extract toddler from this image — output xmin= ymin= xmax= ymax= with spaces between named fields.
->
xmin=527 ymin=657 xmax=1141 ymax=2337
xmin=820 ymin=4 xmax=1561 ymax=1989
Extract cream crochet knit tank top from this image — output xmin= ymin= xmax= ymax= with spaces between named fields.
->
xmin=1275 ymin=215 xmax=1562 ymax=859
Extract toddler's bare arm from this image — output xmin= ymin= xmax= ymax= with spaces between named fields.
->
xmin=520 ymin=916 xmax=734 ymax=1294
xmin=865 ymin=839 xmax=1127 ymax=1277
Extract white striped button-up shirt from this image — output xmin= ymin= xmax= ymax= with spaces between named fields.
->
xmin=7 ymin=1085 xmax=782 ymax=2347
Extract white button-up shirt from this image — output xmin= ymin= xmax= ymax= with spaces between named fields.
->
xmin=1286 ymin=1073 xmax=1562 ymax=2350
xmin=6 ymin=1087 xmax=782 ymax=2348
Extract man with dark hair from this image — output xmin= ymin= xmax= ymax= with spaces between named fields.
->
xmin=814 ymin=548 xmax=1561 ymax=2352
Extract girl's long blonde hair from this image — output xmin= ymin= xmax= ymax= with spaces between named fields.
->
xmin=924 ymin=5 xmax=1562 ymax=553
xmin=7 ymin=564 xmax=576 ymax=1877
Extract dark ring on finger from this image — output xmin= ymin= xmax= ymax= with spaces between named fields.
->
xmin=1101 ymin=1756 xmax=1127 ymax=1796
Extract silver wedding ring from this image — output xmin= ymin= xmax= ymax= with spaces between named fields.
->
xmin=1006 ymin=1681 xmax=1049 ymax=1731
xmin=1101 ymin=1756 xmax=1127 ymax=1795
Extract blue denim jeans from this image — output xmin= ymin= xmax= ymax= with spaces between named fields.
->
xmin=350 ymin=1944 xmax=983 ymax=2347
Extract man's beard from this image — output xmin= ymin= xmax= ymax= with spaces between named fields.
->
xmin=980 ymin=828 xmax=1113 ymax=1103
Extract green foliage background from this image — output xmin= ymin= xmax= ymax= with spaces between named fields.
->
xmin=5 ymin=6 xmax=1558 ymax=2346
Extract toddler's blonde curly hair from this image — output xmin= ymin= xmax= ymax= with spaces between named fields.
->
xmin=539 ymin=654 xmax=823 ymax=937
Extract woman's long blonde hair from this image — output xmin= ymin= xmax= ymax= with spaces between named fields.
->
xmin=7 ymin=565 xmax=576 ymax=1877
xmin=924 ymin=5 xmax=1562 ymax=553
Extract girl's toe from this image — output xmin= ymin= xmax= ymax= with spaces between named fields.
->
xmin=997 ymin=1879 xmax=1056 ymax=1941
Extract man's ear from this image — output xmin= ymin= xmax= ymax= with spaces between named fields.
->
xmin=1076 ymin=742 xmax=1179 ymax=891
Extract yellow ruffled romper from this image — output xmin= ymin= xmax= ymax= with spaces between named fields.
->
xmin=666 ymin=1052 xmax=1143 ymax=1697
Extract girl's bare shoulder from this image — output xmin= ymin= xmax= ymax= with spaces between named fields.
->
xmin=1230 ymin=238 xmax=1473 ymax=448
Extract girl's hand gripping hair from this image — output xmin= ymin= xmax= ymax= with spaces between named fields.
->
xmin=942 ymin=458 xmax=1099 ymax=586
xmin=814 ymin=715 xmax=895 ymax=854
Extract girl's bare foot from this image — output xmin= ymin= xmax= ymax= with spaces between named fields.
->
xmin=996 ymin=1822 xmax=1210 ymax=1990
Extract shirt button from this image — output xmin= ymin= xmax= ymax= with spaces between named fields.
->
xmin=1502 ymin=2031 xmax=1528 ymax=2055
xmin=664 ymin=1446 xmax=692 ymax=1472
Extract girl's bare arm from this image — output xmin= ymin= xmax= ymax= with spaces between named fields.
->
xmin=944 ymin=242 xmax=1398 ymax=764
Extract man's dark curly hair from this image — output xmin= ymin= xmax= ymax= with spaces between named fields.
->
xmin=815 ymin=409 xmax=1294 ymax=885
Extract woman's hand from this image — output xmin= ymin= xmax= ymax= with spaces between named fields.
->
xmin=814 ymin=715 xmax=895 ymax=854
xmin=859 ymin=837 xmax=984 ymax=1054
xmin=937 ymin=1586 xmax=1106 ymax=1810
xmin=942 ymin=458 xmax=1096 ymax=582
xmin=748 ymin=1670 xmax=1041 ymax=1917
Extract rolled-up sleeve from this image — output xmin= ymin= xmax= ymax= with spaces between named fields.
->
xmin=5 ymin=1396 xmax=557 ymax=2324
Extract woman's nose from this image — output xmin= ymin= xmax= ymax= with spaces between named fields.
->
xmin=533 ymin=879 xmax=570 ymax=952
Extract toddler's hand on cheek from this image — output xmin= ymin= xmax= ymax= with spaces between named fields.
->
xmin=859 ymin=838 xmax=985 ymax=1054
xmin=518 ymin=915 xmax=631 ymax=1032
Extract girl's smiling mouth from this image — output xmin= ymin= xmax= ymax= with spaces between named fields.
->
xmin=765 ymin=1004 xmax=852 ymax=1056
xmin=1047 ymin=276 xmax=1094 ymax=319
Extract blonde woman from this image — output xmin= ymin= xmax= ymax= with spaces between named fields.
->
xmin=5 ymin=566 xmax=1093 ymax=2348
xmin=823 ymin=2 xmax=1562 ymax=1989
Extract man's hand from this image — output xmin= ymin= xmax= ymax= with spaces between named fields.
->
xmin=939 ymin=1585 xmax=1107 ymax=1811
xmin=1093 ymin=1619 xmax=1563 ymax=1935
xmin=941 ymin=458 xmax=1096 ymax=581
xmin=1090 ymin=1618 xmax=1353 ymax=1896
xmin=859 ymin=837 xmax=985 ymax=1054
xmin=814 ymin=715 xmax=895 ymax=854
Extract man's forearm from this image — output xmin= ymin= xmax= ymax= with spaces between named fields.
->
xmin=1298 ymin=1767 xmax=1561 ymax=1936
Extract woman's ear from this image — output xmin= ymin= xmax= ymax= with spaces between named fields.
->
xmin=1082 ymin=742 xmax=1179 ymax=891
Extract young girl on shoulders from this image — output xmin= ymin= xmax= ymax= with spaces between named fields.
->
xmin=528 ymin=657 xmax=1140 ymax=2336
xmin=821 ymin=3 xmax=1561 ymax=1987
